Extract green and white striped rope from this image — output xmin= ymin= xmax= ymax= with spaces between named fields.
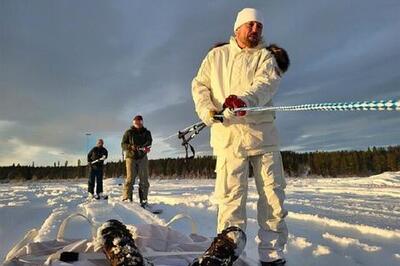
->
xmin=235 ymin=99 xmax=400 ymax=113
xmin=179 ymin=99 xmax=399 ymax=158
xmin=183 ymin=99 xmax=400 ymax=137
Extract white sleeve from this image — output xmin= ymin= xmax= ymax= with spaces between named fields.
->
xmin=242 ymin=53 xmax=281 ymax=107
xmin=191 ymin=52 xmax=218 ymax=123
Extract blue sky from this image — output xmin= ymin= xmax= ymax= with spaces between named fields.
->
xmin=1 ymin=0 xmax=399 ymax=166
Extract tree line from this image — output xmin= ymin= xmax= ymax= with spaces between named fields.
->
xmin=0 ymin=146 xmax=399 ymax=181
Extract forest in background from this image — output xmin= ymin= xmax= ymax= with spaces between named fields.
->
xmin=1 ymin=146 xmax=399 ymax=181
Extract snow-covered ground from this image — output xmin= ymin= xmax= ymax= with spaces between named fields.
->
xmin=1 ymin=172 xmax=399 ymax=265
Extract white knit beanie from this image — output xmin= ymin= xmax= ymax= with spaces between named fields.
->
xmin=234 ymin=8 xmax=264 ymax=31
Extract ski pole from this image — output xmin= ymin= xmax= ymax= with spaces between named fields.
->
xmin=177 ymin=111 xmax=224 ymax=160
xmin=90 ymin=156 xmax=106 ymax=165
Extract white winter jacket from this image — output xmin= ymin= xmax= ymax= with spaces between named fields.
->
xmin=192 ymin=36 xmax=281 ymax=157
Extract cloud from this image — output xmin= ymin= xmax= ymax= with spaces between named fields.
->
xmin=0 ymin=137 xmax=78 ymax=166
xmin=1 ymin=0 xmax=400 ymax=165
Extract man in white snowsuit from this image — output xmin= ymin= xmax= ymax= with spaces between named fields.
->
xmin=192 ymin=8 xmax=288 ymax=266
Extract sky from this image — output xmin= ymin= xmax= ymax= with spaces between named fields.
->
xmin=1 ymin=0 xmax=400 ymax=166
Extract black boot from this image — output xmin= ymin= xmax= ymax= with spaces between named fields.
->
xmin=189 ymin=226 xmax=246 ymax=266
xmin=139 ymin=187 xmax=146 ymax=205
xmin=260 ymin=259 xmax=286 ymax=266
xmin=141 ymin=200 xmax=148 ymax=208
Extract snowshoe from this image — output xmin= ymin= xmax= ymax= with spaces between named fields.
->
xmin=261 ymin=259 xmax=286 ymax=266
xmin=96 ymin=219 xmax=153 ymax=266
xmin=141 ymin=202 xmax=163 ymax=214
xmin=189 ymin=226 xmax=246 ymax=266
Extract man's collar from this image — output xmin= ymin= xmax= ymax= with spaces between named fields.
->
xmin=131 ymin=126 xmax=145 ymax=131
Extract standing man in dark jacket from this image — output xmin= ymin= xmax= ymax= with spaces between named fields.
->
xmin=87 ymin=138 xmax=108 ymax=200
xmin=121 ymin=115 xmax=152 ymax=207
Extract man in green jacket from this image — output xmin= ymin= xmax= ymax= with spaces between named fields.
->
xmin=121 ymin=115 xmax=152 ymax=206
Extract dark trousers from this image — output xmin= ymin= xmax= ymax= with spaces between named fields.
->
xmin=88 ymin=168 xmax=103 ymax=195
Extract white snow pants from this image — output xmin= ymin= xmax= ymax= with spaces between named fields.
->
xmin=214 ymin=151 xmax=288 ymax=262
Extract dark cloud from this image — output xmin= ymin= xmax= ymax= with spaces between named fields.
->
xmin=1 ymin=0 xmax=400 ymax=165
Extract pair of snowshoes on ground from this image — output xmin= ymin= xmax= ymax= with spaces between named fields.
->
xmin=98 ymin=220 xmax=250 ymax=266
xmin=98 ymin=219 xmax=286 ymax=265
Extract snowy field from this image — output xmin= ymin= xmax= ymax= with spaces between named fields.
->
xmin=1 ymin=172 xmax=399 ymax=265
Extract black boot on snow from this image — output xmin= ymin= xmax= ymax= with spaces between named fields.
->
xmin=260 ymin=259 xmax=286 ymax=266
xmin=96 ymin=219 xmax=152 ymax=266
xmin=189 ymin=226 xmax=246 ymax=266
xmin=140 ymin=200 xmax=148 ymax=208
